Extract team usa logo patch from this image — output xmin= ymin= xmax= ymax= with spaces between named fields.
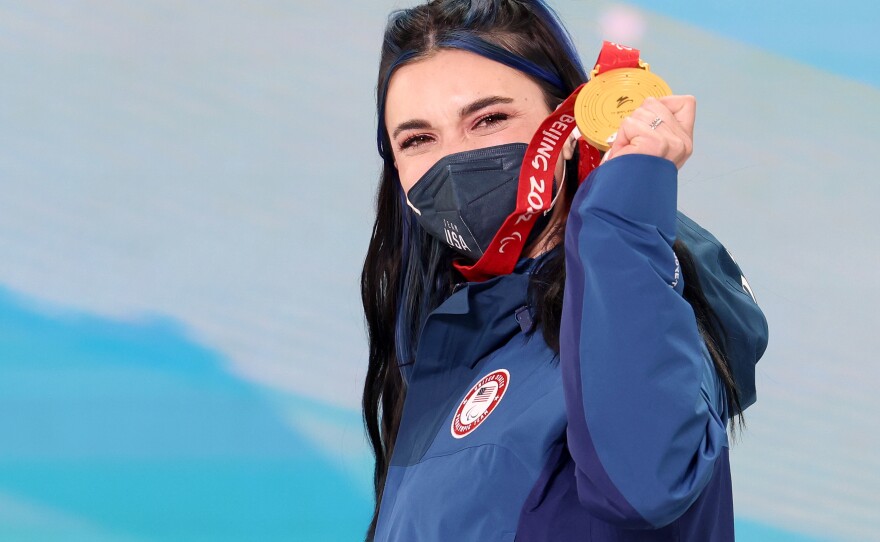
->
xmin=451 ymin=369 xmax=510 ymax=439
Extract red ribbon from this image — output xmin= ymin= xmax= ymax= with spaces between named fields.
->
xmin=593 ymin=40 xmax=641 ymax=75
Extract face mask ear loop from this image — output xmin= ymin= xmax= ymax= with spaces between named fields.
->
xmin=398 ymin=169 xmax=422 ymax=216
xmin=544 ymin=159 xmax=565 ymax=216
xmin=405 ymin=191 xmax=422 ymax=215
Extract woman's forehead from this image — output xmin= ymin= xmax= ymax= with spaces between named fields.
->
xmin=384 ymin=49 xmax=545 ymax=123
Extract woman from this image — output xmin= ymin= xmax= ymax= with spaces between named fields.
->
xmin=361 ymin=1 xmax=769 ymax=540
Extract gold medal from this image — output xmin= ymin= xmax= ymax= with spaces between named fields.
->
xmin=574 ymin=64 xmax=673 ymax=151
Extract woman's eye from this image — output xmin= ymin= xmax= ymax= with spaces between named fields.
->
xmin=475 ymin=113 xmax=509 ymax=129
xmin=400 ymin=134 xmax=433 ymax=150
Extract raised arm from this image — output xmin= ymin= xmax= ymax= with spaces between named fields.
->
xmin=560 ymin=153 xmax=729 ymax=528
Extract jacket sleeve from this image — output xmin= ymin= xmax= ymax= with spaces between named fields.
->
xmin=560 ymin=154 xmax=729 ymax=529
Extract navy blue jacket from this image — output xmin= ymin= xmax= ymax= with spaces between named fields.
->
xmin=373 ymin=154 xmax=769 ymax=541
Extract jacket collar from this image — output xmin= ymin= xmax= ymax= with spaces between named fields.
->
xmin=399 ymin=252 xmax=549 ymax=386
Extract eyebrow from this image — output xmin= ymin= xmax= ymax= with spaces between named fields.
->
xmin=390 ymin=95 xmax=515 ymax=140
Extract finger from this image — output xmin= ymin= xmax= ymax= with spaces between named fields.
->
xmin=603 ymin=121 xmax=630 ymax=163
xmin=604 ymin=96 xmax=695 ymax=166
xmin=614 ymin=98 xmax=672 ymax=142
xmin=609 ymin=114 xmax=670 ymax=160
xmin=637 ymin=98 xmax=689 ymax=142
xmin=629 ymin=105 xmax=691 ymax=164
xmin=640 ymin=98 xmax=694 ymax=165
xmin=657 ymin=95 xmax=696 ymax=140
xmin=629 ymin=106 xmax=676 ymax=136
xmin=607 ymin=127 xmax=626 ymax=157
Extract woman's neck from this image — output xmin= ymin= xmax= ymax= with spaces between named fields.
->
xmin=522 ymin=196 xmax=568 ymax=259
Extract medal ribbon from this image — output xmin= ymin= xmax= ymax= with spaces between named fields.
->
xmin=453 ymin=42 xmax=642 ymax=282
xmin=593 ymin=40 xmax=641 ymax=75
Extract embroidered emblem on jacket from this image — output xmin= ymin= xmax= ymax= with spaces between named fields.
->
xmin=451 ymin=369 xmax=510 ymax=439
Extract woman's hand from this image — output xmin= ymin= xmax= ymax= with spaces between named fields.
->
xmin=603 ymin=95 xmax=696 ymax=170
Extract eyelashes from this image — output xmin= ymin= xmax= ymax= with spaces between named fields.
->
xmin=475 ymin=112 xmax=509 ymax=129
xmin=398 ymin=112 xmax=511 ymax=150
xmin=400 ymin=133 xmax=432 ymax=150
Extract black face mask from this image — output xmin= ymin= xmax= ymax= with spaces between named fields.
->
xmin=405 ymin=143 xmax=556 ymax=260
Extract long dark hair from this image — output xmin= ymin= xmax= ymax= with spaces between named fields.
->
xmin=361 ymin=2 xmax=741 ymax=540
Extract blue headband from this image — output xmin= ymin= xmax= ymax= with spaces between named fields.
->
xmin=377 ymin=33 xmax=567 ymax=161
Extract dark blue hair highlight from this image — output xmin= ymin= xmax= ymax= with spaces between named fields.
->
xmin=393 ymin=180 xmax=457 ymax=369
xmin=441 ymin=32 xmax=565 ymax=90
xmin=529 ymin=0 xmax=587 ymax=81
xmin=393 ymin=183 xmax=415 ymax=367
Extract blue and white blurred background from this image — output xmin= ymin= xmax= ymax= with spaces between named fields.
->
xmin=0 ymin=1 xmax=877 ymax=540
